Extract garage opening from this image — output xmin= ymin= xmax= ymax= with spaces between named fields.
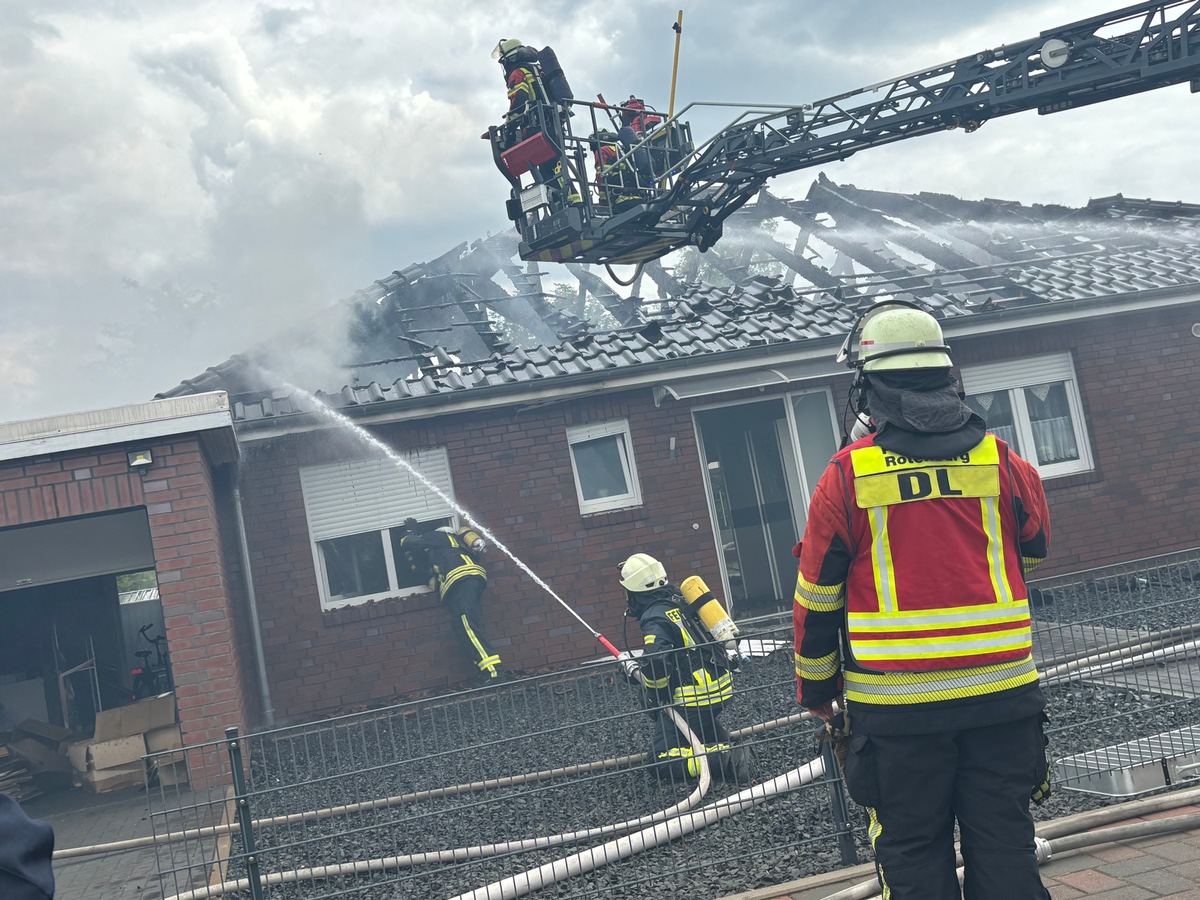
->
xmin=0 ymin=509 xmax=164 ymax=734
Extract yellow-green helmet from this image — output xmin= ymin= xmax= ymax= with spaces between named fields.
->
xmin=858 ymin=306 xmax=952 ymax=371
xmin=491 ymin=38 xmax=523 ymax=62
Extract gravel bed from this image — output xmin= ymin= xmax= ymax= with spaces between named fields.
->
xmin=201 ymin=562 xmax=1200 ymax=900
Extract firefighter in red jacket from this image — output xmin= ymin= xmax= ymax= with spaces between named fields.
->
xmin=793 ymin=300 xmax=1052 ymax=900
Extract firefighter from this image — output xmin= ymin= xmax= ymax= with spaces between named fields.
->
xmin=618 ymin=553 xmax=754 ymax=785
xmin=491 ymin=38 xmax=580 ymax=206
xmin=589 ymin=130 xmax=642 ymax=211
xmin=793 ymin=301 xmax=1052 ymax=900
xmin=617 ymin=96 xmax=662 ymax=187
xmin=402 ymin=521 xmax=504 ymax=686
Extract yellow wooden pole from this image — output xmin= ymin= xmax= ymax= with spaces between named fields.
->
xmin=668 ymin=10 xmax=684 ymax=118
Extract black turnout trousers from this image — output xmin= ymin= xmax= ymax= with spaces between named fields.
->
xmin=843 ymin=714 xmax=1051 ymax=900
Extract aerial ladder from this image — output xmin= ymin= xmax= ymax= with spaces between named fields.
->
xmin=486 ymin=1 xmax=1200 ymax=269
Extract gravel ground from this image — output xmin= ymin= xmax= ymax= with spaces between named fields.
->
xmin=198 ymin=561 xmax=1200 ymax=900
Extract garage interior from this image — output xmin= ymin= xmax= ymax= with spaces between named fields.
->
xmin=0 ymin=509 xmax=166 ymax=735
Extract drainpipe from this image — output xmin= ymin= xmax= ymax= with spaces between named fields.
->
xmin=233 ymin=480 xmax=275 ymax=726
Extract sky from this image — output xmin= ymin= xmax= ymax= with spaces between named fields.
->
xmin=0 ymin=0 xmax=1195 ymax=423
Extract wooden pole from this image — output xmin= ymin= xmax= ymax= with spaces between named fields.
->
xmin=668 ymin=10 xmax=684 ymax=118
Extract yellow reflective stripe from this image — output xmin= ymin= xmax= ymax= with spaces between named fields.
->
xmin=796 ymin=649 xmax=840 ymax=681
xmin=441 ymin=564 xmax=486 ymax=592
xmin=1022 ymin=555 xmax=1044 ymax=574
xmin=795 ymin=577 xmax=844 ymax=612
xmin=867 ymin=506 xmax=897 ymax=612
xmin=644 ymin=675 xmax=670 ymax=689
xmin=674 ymin=672 xmax=733 ymax=705
xmin=845 ymin=655 xmax=1039 ymax=704
xmin=851 ymin=628 xmax=1032 ymax=660
xmin=847 ymin=600 xmax=1030 ymax=630
xmin=661 ymin=747 xmax=694 ymax=759
xmin=645 ymin=635 xmax=657 ymax=644
xmin=866 ymin=809 xmax=889 ymax=900
xmin=982 ymin=496 xmax=1015 ymax=603
xmin=460 ymin=616 xmax=498 ymax=673
xmin=851 ymin=435 xmax=999 ymax=476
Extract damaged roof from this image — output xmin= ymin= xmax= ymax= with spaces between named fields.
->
xmin=159 ymin=175 xmax=1200 ymax=424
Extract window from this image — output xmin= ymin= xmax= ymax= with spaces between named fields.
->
xmin=567 ymin=420 xmax=643 ymax=514
xmin=299 ymin=449 xmax=457 ymax=610
xmin=960 ymin=353 xmax=1093 ymax=479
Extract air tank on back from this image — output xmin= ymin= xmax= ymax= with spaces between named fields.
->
xmin=538 ymin=46 xmax=573 ymax=103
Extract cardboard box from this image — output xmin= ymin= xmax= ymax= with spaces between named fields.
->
xmin=144 ymin=724 xmax=184 ymax=763
xmin=8 ymin=737 xmax=72 ymax=774
xmin=67 ymin=735 xmax=145 ymax=773
xmin=93 ymin=693 xmax=176 ymax=742
xmin=80 ymin=762 xmax=144 ymax=794
xmin=11 ymin=720 xmax=74 ymax=754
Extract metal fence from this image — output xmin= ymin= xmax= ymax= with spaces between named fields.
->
xmin=145 ymin=547 xmax=1200 ymax=900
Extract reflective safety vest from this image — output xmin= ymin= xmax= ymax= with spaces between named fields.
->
xmin=640 ymin=604 xmax=734 ymax=709
xmin=843 ymin=434 xmax=1033 ymax=673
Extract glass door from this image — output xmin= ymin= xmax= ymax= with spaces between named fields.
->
xmin=695 ymin=391 xmax=839 ymax=619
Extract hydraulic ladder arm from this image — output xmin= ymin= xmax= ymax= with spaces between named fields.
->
xmin=494 ymin=1 xmax=1200 ymax=267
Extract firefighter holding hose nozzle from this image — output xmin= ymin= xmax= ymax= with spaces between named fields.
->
xmin=617 ymin=553 xmax=755 ymax=785
xmin=794 ymin=300 xmax=1052 ymax=899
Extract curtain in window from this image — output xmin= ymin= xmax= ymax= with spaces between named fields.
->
xmin=1025 ymin=383 xmax=1079 ymax=464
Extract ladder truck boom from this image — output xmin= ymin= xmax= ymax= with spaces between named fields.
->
xmin=488 ymin=2 xmax=1200 ymax=268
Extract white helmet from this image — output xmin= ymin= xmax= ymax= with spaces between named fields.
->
xmin=619 ymin=553 xmax=668 ymax=592
xmin=858 ymin=305 xmax=952 ymax=372
xmin=436 ymin=526 xmax=456 ymax=534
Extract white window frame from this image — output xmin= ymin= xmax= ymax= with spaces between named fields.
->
xmin=960 ymin=352 xmax=1094 ymax=479
xmin=299 ymin=449 xmax=457 ymax=611
xmin=566 ymin=419 xmax=643 ymax=515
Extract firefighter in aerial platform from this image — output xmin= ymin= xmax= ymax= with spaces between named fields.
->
xmin=491 ymin=37 xmax=580 ymax=206
xmin=402 ymin=521 xmax=505 ymax=687
xmin=793 ymin=301 xmax=1052 ymax=899
xmin=617 ymin=553 xmax=755 ymax=785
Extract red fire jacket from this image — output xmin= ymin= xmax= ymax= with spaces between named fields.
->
xmin=794 ymin=432 xmax=1050 ymax=709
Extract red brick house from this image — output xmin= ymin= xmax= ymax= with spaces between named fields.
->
xmin=3 ymin=179 xmax=1198 ymax=736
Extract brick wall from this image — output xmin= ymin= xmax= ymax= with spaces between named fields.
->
xmin=951 ymin=304 xmax=1200 ymax=574
xmin=0 ymin=439 xmax=250 ymax=788
xmin=238 ymin=390 xmax=720 ymax=722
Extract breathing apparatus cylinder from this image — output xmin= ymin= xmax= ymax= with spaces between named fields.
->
xmin=679 ymin=576 xmax=739 ymax=644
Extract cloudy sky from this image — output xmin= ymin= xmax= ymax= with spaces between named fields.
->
xmin=0 ymin=0 xmax=1194 ymax=423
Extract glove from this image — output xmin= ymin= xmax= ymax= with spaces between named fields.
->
xmin=403 ymin=517 xmax=419 ymax=533
xmin=725 ymin=641 xmax=742 ymax=672
xmin=616 ymin=651 xmax=640 ymax=682
xmin=806 ymin=701 xmax=837 ymax=723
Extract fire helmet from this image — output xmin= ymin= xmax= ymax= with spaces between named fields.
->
xmin=619 ymin=553 xmax=668 ymax=592
xmin=857 ymin=305 xmax=952 ymax=372
xmin=458 ymin=527 xmax=486 ymax=553
xmin=491 ymin=38 xmax=524 ymax=62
